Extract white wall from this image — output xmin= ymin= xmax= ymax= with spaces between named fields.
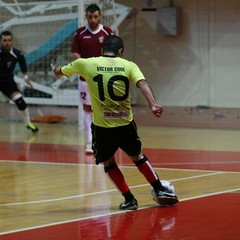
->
xmin=118 ymin=0 xmax=240 ymax=108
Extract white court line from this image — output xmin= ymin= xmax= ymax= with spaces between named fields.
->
xmin=0 ymin=160 xmax=239 ymax=236
xmin=0 ymin=159 xmax=90 ymax=167
xmin=1 ymin=159 xmax=240 ymax=173
xmin=0 ymin=160 xmax=239 ymax=207
xmin=1 ymin=159 xmax=239 ymax=174
xmin=152 ymin=161 xmax=240 ymax=165
xmin=0 ymin=171 xmax=225 ymax=207
xmin=0 ymin=187 xmax=239 ymax=236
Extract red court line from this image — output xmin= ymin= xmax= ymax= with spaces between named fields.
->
xmin=0 ymin=141 xmax=239 ymax=171
xmin=1 ymin=192 xmax=239 ymax=240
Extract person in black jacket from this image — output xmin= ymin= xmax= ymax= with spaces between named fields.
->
xmin=0 ymin=30 xmax=38 ymax=132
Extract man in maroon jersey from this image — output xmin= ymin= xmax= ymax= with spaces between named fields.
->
xmin=71 ymin=3 xmax=113 ymax=153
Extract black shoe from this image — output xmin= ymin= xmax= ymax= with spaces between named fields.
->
xmin=119 ymin=198 xmax=138 ymax=210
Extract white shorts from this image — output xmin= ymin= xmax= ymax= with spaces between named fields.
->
xmin=78 ymin=79 xmax=91 ymax=105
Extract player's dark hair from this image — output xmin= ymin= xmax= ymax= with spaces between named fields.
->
xmin=0 ymin=30 xmax=12 ymax=39
xmin=86 ymin=4 xmax=101 ymax=13
xmin=103 ymin=35 xmax=124 ymax=55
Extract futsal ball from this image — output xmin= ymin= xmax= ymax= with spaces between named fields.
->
xmin=160 ymin=180 xmax=176 ymax=194
xmin=151 ymin=180 xmax=176 ymax=203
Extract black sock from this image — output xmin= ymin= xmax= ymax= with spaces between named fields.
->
xmin=151 ymin=179 xmax=165 ymax=192
xmin=123 ymin=190 xmax=135 ymax=201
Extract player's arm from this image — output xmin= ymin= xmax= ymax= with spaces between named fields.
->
xmin=18 ymin=52 xmax=34 ymax=89
xmin=137 ymin=80 xmax=163 ymax=118
xmin=51 ymin=59 xmax=85 ymax=79
xmin=22 ymin=72 xmax=34 ymax=89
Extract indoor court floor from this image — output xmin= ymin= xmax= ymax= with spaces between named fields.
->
xmin=0 ymin=104 xmax=240 ymax=239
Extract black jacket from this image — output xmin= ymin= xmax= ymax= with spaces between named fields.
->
xmin=0 ymin=47 xmax=27 ymax=81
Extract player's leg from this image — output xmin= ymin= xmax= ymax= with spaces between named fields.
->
xmin=11 ymin=92 xmax=38 ymax=132
xmin=82 ymin=104 xmax=93 ymax=152
xmin=92 ymin=123 xmax=138 ymax=210
xmin=121 ymin=121 xmax=178 ymax=206
xmin=3 ymin=80 xmax=38 ymax=132
xmin=104 ymin=156 xmax=138 ymax=210
xmin=132 ymin=153 xmax=178 ymax=206
xmin=79 ymin=79 xmax=93 ymax=153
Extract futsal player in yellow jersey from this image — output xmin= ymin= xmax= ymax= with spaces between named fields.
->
xmin=51 ymin=35 xmax=178 ymax=210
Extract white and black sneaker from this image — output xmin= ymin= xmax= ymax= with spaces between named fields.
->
xmin=151 ymin=188 xmax=179 ymax=206
xmin=119 ymin=198 xmax=138 ymax=210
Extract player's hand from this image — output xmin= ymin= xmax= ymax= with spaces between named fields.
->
xmin=50 ymin=62 xmax=62 ymax=79
xmin=50 ymin=62 xmax=56 ymax=71
xmin=23 ymin=75 xmax=34 ymax=89
xmin=25 ymin=79 xmax=34 ymax=89
xmin=151 ymin=105 xmax=163 ymax=118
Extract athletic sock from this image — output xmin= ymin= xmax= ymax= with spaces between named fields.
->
xmin=83 ymin=110 xmax=92 ymax=143
xmin=23 ymin=108 xmax=31 ymax=124
xmin=135 ymin=155 xmax=165 ymax=191
xmin=104 ymin=163 xmax=130 ymax=194
xmin=122 ymin=190 xmax=135 ymax=202
xmin=19 ymin=108 xmax=30 ymax=125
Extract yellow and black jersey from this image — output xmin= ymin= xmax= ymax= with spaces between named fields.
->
xmin=61 ymin=56 xmax=145 ymax=128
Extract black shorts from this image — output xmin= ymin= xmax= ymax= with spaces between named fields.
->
xmin=0 ymin=80 xmax=19 ymax=99
xmin=92 ymin=120 xmax=142 ymax=165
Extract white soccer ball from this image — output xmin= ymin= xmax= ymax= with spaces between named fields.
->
xmin=160 ymin=180 xmax=176 ymax=194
